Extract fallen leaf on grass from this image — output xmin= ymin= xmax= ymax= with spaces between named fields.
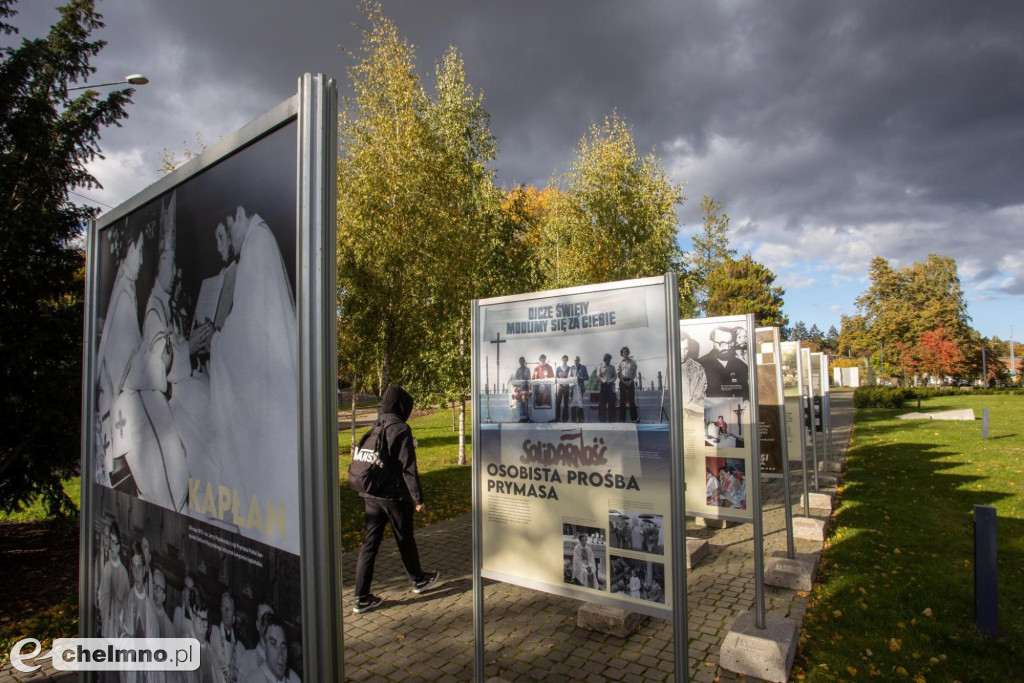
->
xmin=922 ymin=607 xmax=934 ymax=618
xmin=865 ymin=648 xmax=874 ymax=657
xmin=889 ymin=638 xmax=902 ymax=651
xmin=895 ymin=666 xmax=909 ymax=677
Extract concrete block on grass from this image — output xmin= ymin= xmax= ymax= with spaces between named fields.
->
xmin=792 ymin=516 xmax=826 ymax=542
xmin=931 ymin=409 xmax=976 ymax=421
xmin=686 ymin=537 xmax=709 ymax=569
xmin=764 ymin=553 xmax=818 ymax=591
xmin=576 ymin=602 xmax=647 ymax=638
xmin=719 ymin=610 xmax=799 ymax=683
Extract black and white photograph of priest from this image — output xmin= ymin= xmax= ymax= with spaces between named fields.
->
xmin=93 ymin=193 xmax=301 ymax=548
xmin=703 ymin=396 xmax=748 ymax=448
xmin=688 ymin=322 xmax=750 ymax=400
xmin=90 ymin=122 xmax=303 ymax=553
xmin=609 ymin=556 xmax=665 ymax=604
xmin=561 ymin=523 xmax=606 ymax=590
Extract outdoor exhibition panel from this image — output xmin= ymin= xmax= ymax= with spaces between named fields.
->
xmin=779 ymin=341 xmax=806 ymax=468
xmin=811 ymin=353 xmax=826 ymax=438
xmin=80 ymin=75 xmax=342 ymax=681
xmin=680 ymin=314 xmax=757 ymax=524
xmin=472 ymin=276 xmax=684 ymax=620
xmin=754 ymin=327 xmax=787 ymax=477
xmin=800 ymin=347 xmax=815 ymax=446
xmin=819 ymin=353 xmax=833 ymax=460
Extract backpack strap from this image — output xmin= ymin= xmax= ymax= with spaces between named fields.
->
xmin=372 ymin=418 xmax=388 ymax=462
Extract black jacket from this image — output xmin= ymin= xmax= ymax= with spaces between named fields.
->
xmin=363 ymin=386 xmax=424 ymax=505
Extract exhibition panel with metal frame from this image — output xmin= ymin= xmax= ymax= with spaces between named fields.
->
xmin=80 ymin=75 xmax=342 ymax=682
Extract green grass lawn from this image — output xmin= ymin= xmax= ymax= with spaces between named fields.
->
xmin=794 ymin=394 xmax=1024 ymax=682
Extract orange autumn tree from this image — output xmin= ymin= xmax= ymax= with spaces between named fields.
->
xmin=899 ymin=326 xmax=967 ymax=385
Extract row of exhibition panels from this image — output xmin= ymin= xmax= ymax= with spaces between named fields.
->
xmin=78 ymin=77 xmax=832 ymax=681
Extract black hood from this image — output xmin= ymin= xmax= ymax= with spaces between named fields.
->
xmin=381 ymin=385 xmax=414 ymax=421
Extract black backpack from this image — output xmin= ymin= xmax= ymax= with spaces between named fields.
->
xmin=347 ymin=420 xmax=391 ymax=495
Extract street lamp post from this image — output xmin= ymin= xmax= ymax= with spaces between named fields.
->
xmin=1012 ymin=325 xmax=1017 ymax=383
xmin=981 ymin=345 xmax=987 ymax=387
xmin=67 ymin=74 xmax=148 ymax=91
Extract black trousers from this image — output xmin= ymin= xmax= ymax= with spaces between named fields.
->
xmin=354 ymin=496 xmax=424 ymax=597
xmin=619 ymin=381 xmax=638 ymax=422
xmin=598 ymin=384 xmax=616 ymax=422
xmin=555 ymin=385 xmax=572 ymax=422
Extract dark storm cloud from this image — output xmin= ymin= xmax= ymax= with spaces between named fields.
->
xmin=13 ymin=0 xmax=1024 ymax=312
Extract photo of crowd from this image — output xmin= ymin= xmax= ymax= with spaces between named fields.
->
xmin=504 ymin=346 xmax=659 ymax=424
xmin=92 ymin=486 xmax=302 ymax=682
xmin=607 ymin=510 xmax=664 ymax=555
xmin=479 ymin=284 xmax=671 ymax=426
xmin=608 ymin=556 xmax=665 ymax=604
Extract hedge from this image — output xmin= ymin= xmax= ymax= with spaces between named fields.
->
xmin=853 ymin=385 xmax=1024 ymax=409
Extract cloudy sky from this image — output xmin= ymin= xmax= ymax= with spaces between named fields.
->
xmin=11 ymin=0 xmax=1024 ymax=341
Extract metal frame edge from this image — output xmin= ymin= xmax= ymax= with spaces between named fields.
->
xmin=471 ymin=300 xmax=484 ymax=682
xmin=663 ymin=273 xmax=689 ymax=683
xmin=78 ymin=220 xmax=100 ymax=682
xmin=295 ymin=73 xmax=343 ymax=682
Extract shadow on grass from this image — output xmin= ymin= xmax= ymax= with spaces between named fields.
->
xmin=795 ymin=426 xmax=1024 ymax=682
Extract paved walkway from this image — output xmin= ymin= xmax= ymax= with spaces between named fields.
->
xmin=3 ymin=395 xmax=853 ymax=682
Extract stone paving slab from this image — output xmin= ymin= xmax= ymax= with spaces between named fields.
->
xmin=897 ymin=408 xmax=975 ymax=421
xmin=3 ymin=395 xmax=853 ymax=683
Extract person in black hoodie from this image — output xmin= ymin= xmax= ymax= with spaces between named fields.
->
xmin=352 ymin=386 xmax=440 ymax=613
